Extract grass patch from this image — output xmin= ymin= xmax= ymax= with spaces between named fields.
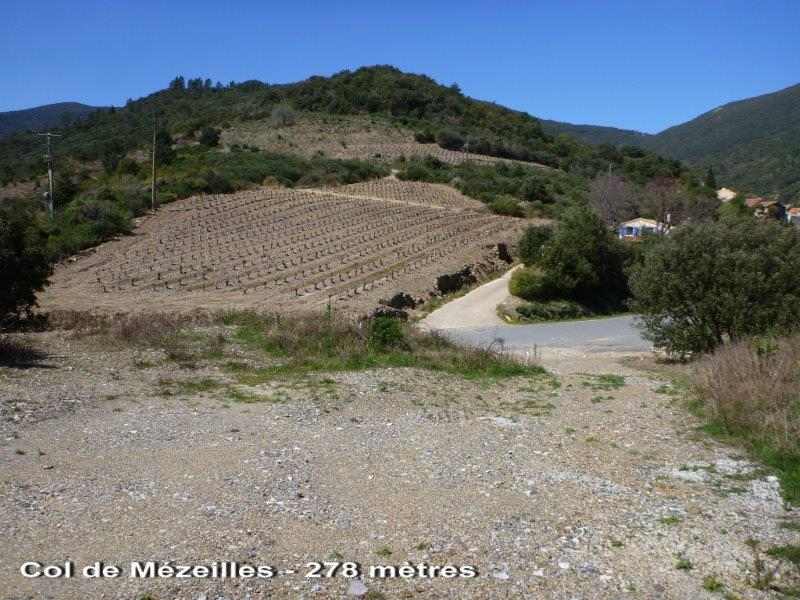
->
xmin=581 ymin=373 xmax=625 ymax=390
xmin=702 ymin=575 xmax=724 ymax=593
xmin=225 ymin=387 xmax=265 ymax=404
xmin=767 ymin=545 xmax=800 ymax=567
xmin=675 ymin=557 xmax=693 ymax=570
xmin=220 ymin=311 xmax=544 ymax=383
xmin=660 ymin=515 xmax=682 ymax=526
xmin=175 ymin=378 xmax=223 ymax=394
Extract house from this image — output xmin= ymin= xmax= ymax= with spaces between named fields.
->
xmin=788 ymin=207 xmax=800 ymax=227
xmin=745 ymin=196 xmax=767 ymax=209
xmin=753 ymin=200 xmax=786 ymax=221
xmin=617 ymin=217 xmax=667 ymax=240
xmin=717 ymin=187 xmax=737 ymax=202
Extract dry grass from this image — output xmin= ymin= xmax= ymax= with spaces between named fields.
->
xmin=47 ymin=309 xmax=213 ymax=343
xmin=694 ymin=335 xmax=800 ymax=503
xmin=41 ymin=308 xmax=543 ymax=382
xmin=695 ymin=336 xmax=800 ymax=454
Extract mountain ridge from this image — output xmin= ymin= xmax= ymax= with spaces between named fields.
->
xmin=0 ymin=102 xmax=101 ymax=139
xmin=543 ymin=82 xmax=800 ymax=198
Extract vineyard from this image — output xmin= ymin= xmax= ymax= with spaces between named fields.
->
xmin=335 ymin=178 xmax=487 ymax=211
xmin=222 ymin=113 xmax=551 ymax=169
xmin=39 ymin=183 xmax=524 ymax=316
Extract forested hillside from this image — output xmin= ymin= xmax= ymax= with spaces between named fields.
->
xmin=0 ymin=66 xmax=708 ymax=260
xmin=543 ymin=83 xmax=800 ymax=199
xmin=0 ymin=102 xmax=99 ymax=140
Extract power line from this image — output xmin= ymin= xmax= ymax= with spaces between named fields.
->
xmin=151 ymin=114 xmax=157 ymax=211
xmin=36 ymin=132 xmax=62 ymax=219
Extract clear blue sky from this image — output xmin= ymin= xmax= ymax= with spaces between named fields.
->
xmin=2 ymin=0 xmax=798 ymax=133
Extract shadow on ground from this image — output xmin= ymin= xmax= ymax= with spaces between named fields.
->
xmin=0 ymin=336 xmax=54 ymax=369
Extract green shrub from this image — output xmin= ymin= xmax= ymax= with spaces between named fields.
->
xmin=436 ymin=129 xmax=465 ymax=151
xmin=537 ymin=206 xmax=631 ymax=309
xmin=270 ymin=105 xmax=296 ymax=127
xmin=414 ymin=129 xmax=435 ymax=143
xmin=630 ymin=219 xmax=800 ymax=356
xmin=0 ymin=200 xmax=52 ymax=325
xmin=49 ymin=196 xmax=132 ymax=258
xmin=198 ymin=127 xmax=221 ymax=147
xmin=116 ymin=158 xmax=141 ymax=176
xmin=516 ymin=300 xmax=590 ymax=322
xmin=509 ymin=267 xmax=552 ymax=301
xmin=518 ymin=225 xmax=553 ymax=266
xmin=489 ymin=195 xmax=523 ymax=217
xmin=368 ymin=316 xmax=406 ymax=350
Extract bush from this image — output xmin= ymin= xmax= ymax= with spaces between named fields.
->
xmin=536 ymin=207 xmax=631 ymax=309
xmin=368 ymin=316 xmax=406 ymax=350
xmin=49 ymin=196 xmax=132 ymax=257
xmin=116 ymin=158 xmax=141 ymax=176
xmin=414 ymin=129 xmax=435 ymax=144
xmin=0 ymin=200 xmax=52 ymax=326
xmin=630 ymin=219 xmax=800 ymax=356
xmin=509 ymin=267 xmax=552 ymax=301
xmin=489 ymin=195 xmax=523 ymax=217
xmin=515 ymin=299 xmax=590 ymax=322
xmin=270 ymin=105 xmax=296 ymax=127
xmin=198 ymin=127 xmax=221 ymax=147
xmin=436 ymin=129 xmax=465 ymax=151
xmin=518 ymin=225 xmax=552 ymax=266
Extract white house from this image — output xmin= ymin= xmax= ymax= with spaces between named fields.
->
xmin=716 ymin=187 xmax=737 ymax=202
xmin=617 ymin=217 xmax=667 ymax=240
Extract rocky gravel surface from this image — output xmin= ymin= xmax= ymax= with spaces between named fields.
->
xmin=1 ymin=332 xmax=798 ymax=599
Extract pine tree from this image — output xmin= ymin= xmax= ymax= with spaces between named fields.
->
xmin=704 ymin=167 xmax=717 ymax=190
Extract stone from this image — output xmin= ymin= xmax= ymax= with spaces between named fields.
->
xmin=347 ymin=579 xmax=368 ymax=596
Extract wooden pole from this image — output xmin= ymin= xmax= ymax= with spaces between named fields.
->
xmin=151 ymin=115 xmax=157 ymax=211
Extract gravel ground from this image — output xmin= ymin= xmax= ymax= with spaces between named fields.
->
xmin=1 ymin=331 xmax=799 ymax=600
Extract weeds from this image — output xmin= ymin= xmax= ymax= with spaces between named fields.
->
xmin=745 ymin=539 xmax=776 ymax=591
xmin=220 ymin=311 xmax=543 ymax=383
xmin=767 ymin=545 xmax=800 ymax=567
xmin=580 ymin=373 xmax=625 ymax=390
xmin=702 ymin=575 xmax=724 ymax=592
xmin=694 ymin=336 xmax=800 ymax=504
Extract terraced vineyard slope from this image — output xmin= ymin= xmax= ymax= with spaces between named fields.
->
xmin=223 ymin=113 xmax=553 ymax=168
xmin=40 ymin=184 xmax=523 ymax=316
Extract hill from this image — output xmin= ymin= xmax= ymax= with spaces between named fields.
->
xmin=39 ymin=184 xmax=522 ymax=316
xmin=540 ymin=119 xmax=651 ymax=148
xmin=543 ymin=83 xmax=800 ymax=199
xmin=0 ymin=66 xmax=699 ymax=263
xmin=0 ymin=102 xmax=100 ymax=139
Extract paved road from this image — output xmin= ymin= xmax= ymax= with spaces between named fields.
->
xmin=438 ymin=315 xmax=651 ymax=353
xmin=420 ymin=269 xmax=650 ymax=354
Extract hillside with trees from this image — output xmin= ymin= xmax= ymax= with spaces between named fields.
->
xmin=0 ymin=66 xmax=711 ymax=261
xmin=543 ymin=83 xmax=800 ymax=199
xmin=0 ymin=102 xmax=100 ymax=140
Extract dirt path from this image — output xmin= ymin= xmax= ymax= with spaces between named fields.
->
xmin=419 ymin=267 xmax=519 ymax=330
xmin=1 ymin=332 xmax=798 ymax=599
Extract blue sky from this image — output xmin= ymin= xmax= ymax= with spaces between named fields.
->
xmin=2 ymin=0 xmax=798 ymax=133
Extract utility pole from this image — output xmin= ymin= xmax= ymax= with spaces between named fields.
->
xmin=150 ymin=114 xmax=157 ymax=211
xmin=36 ymin=132 xmax=61 ymax=219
